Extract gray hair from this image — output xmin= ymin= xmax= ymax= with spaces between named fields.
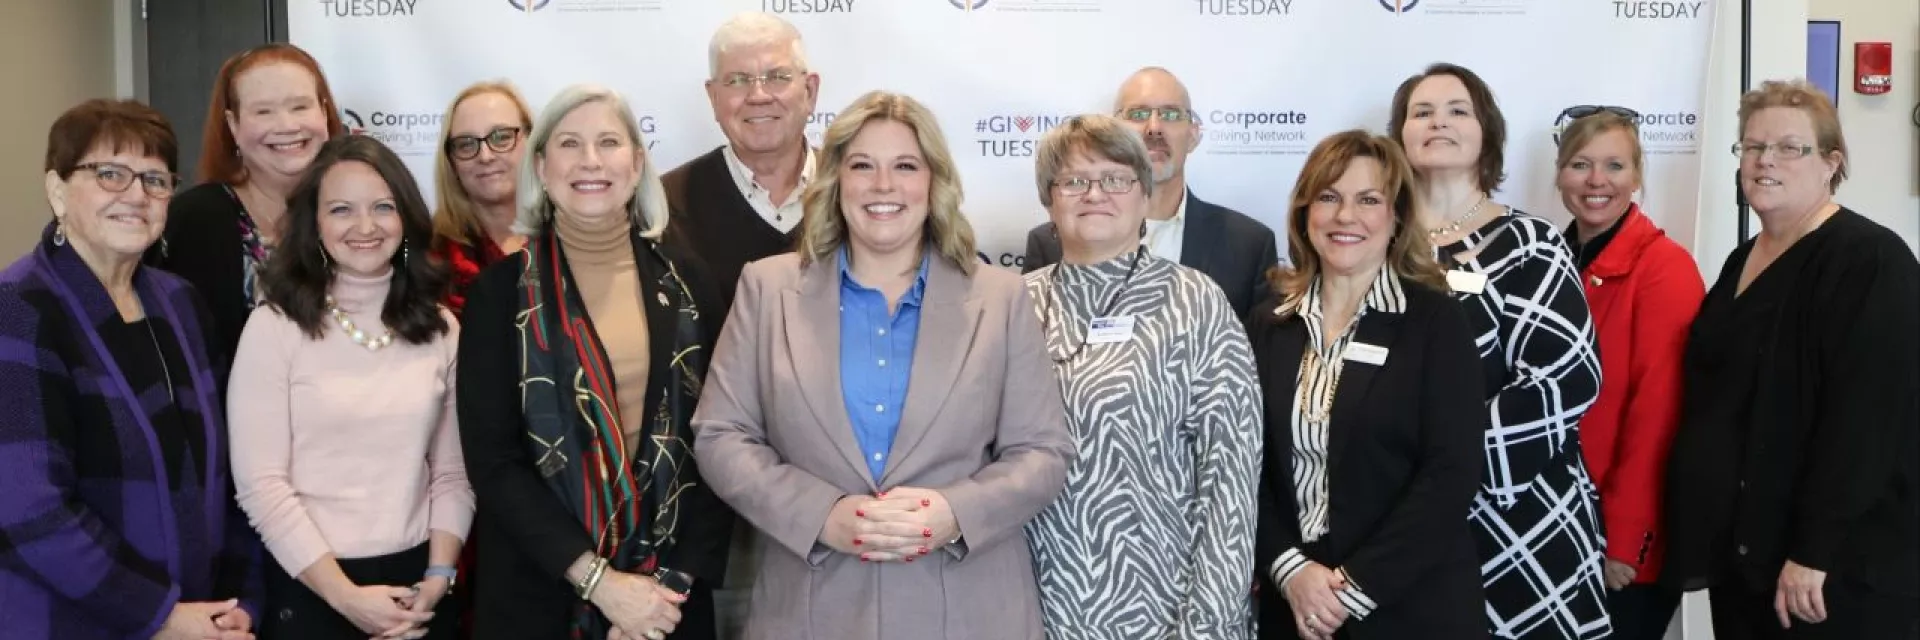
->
xmin=514 ymin=83 xmax=669 ymax=240
xmin=1033 ymin=114 xmax=1157 ymax=207
xmin=707 ymin=12 xmax=810 ymax=77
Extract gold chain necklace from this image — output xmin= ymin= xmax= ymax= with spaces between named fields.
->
xmin=1296 ymin=347 xmax=1346 ymax=423
xmin=1426 ymin=196 xmax=1488 ymax=239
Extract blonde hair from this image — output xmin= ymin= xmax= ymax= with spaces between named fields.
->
xmin=796 ymin=91 xmax=977 ymax=274
xmin=1737 ymin=78 xmax=1849 ymax=192
xmin=513 ymin=84 xmax=668 ymax=240
xmin=430 ymin=81 xmax=534 ymax=250
xmin=1555 ymin=111 xmax=1644 ymax=176
xmin=1269 ymin=130 xmax=1446 ymax=316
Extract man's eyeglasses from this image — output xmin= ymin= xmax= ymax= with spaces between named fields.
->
xmin=1053 ymin=174 xmax=1140 ymax=197
xmin=73 ymin=162 xmax=177 ymax=199
xmin=1731 ymin=141 xmax=1816 ymax=160
xmin=716 ymin=69 xmax=801 ymax=94
xmin=446 ymin=126 xmax=524 ymax=161
xmin=1118 ymin=107 xmax=1194 ymax=124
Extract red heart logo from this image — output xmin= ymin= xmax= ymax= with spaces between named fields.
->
xmin=1014 ymin=116 xmax=1036 ymax=132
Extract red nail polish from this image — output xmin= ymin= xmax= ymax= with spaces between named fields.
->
xmin=905 ymin=556 xmax=915 ymax=563
xmin=877 ymin=491 xmax=888 ymax=498
xmin=855 ymin=509 xmax=865 ymax=517
xmin=920 ymin=498 xmax=930 ymax=507
xmin=918 ymin=546 xmax=929 ymax=555
xmin=860 ymin=553 xmax=870 ymax=562
xmin=922 ymin=527 xmax=932 ymax=538
xmin=854 ymin=538 xmax=863 ymax=546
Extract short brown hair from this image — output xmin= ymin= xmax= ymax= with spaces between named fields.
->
xmin=797 ymin=91 xmax=978 ymax=274
xmin=45 ymin=99 xmax=179 ymax=180
xmin=197 ymin=43 xmax=346 ymax=185
xmin=1388 ymin=62 xmax=1508 ymax=192
xmin=1266 ymin=130 xmax=1447 ymax=318
xmin=430 ymin=81 xmax=535 ymax=252
xmin=1555 ymin=111 xmax=1644 ymax=176
xmin=1737 ymin=79 xmax=1848 ymax=192
xmin=1033 ymin=114 xmax=1156 ymax=208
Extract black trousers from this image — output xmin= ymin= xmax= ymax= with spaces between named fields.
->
xmin=1708 ymin=574 xmax=1920 ymax=640
xmin=1606 ymin=583 xmax=1681 ymax=640
xmin=263 ymin=542 xmax=460 ymax=640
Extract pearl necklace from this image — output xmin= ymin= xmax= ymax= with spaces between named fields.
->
xmin=325 ymin=295 xmax=396 ymax=351
xmin=1427 ymin=197 xmax=1488 ymax=239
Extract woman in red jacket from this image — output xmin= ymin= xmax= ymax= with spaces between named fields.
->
xmin=1554 ymin=108 xmax=1705 ymax=640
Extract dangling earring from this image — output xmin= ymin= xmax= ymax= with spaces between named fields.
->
xmin=321 ymin=248 xmax=331 ymax=269
xmin=402 ymin=238 xmax=410 ymax=267
xmin=51 ymin=218 xmax=67 ymax=246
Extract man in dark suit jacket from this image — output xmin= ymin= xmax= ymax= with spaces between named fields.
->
xmin=1023 ymin=67 xmax=1279 ymax=319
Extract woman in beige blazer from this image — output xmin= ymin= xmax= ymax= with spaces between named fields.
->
xmin=691 ymin=91 xmax=1075 ymax=640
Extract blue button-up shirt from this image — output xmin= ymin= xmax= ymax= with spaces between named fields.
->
xmin=837 ymin=246 xmax=930 ymax=483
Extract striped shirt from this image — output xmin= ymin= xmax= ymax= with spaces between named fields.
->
xmin=1268 ymin=266 xmax=1406 ymax=620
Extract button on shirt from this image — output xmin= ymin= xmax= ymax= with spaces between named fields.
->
xmin=722 ymin=144 xmax=815 ymax=234
xmin=838 ymin=247 xmax=930 ymax=482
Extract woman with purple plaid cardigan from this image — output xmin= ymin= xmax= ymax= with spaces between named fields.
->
xmin=0 ymin=100 xmax=261 ymax=639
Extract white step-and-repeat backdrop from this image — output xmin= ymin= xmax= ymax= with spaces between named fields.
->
xmin=291 ymin=0 xmax=1715 ymax=268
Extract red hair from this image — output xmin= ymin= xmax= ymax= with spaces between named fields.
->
xmin=195 ymin=43 xmax=346 ymax=185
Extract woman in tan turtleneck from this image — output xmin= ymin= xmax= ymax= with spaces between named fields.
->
xmin=454 ymin=84 xmax=731 ymax=640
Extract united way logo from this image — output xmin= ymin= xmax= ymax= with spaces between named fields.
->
xmin=507 ymin=0 xmax=551 ymax=10
xmin=1379 ymin=0 xmax=1419 ymax=12
xmin=949 ymin=0 xmax=988 ymax=9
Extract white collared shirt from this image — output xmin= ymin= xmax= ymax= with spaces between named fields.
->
xmin=1140 ymin=188 xmax=1189 ymax=263
xmin=721 ymin=144 xmax=815 ymax=234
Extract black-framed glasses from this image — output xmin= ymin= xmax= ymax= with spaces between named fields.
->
xmin=73 ymin=162 xmax=177 ymax=199
xmin=716 ymin=68 xmax=801 ymax=93
xmin=1118 ymin=106 xmax=1194 ymax=124
xmin=1731 ymin=141 xmax=1816 ymax=160
xmin=445 ymin=126 xmax=523 ymax=160
xmin=1053 ymin=174 xmax=1140 ymax=197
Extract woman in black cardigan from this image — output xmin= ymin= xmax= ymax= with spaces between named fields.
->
xmin=1664 ymin=80 xmax=1919 ymax=639
xmin=456 ymin=84 xmax=730 ymax=640
xmin=1249 ymin=130 xmax=1487 ymax=640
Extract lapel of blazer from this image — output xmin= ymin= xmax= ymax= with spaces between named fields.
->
xmin=1325 ymin=305 xmax=1407 ymax=476
xmin=1178 ymin=190 xmax=1220 ymax=274
xmin=880 ymin=257 xmax=981 ymax=487
xmin=782 ymin=259 xmax=876 ymax=490
xmin=1263 ymin=314 xmax=1308 ymax=492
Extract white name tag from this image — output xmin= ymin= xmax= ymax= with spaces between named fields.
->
xmin=1344 ymin=342 xmax=1389 ymax=366
xmin=1086 ymin=316 xmax=1136 ymax=344
xmin=1446 ymin=269 xmax=1488 ymax=295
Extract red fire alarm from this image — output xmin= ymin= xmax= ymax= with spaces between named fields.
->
xmin=1855 ymin=41 xmax=1892 ymax=94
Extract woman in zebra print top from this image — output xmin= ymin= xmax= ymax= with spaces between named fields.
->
xmin=1021 ymin=114 xmax=1263 ymax=640
xmin=1390 ymin=63 xmax=1609 ymax=639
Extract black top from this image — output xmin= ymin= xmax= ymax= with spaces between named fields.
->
xmin=455 ymin=233 xmax=730 ymax=640
xmin=89 ymin=316 xmax=202 ymax=491
xmin=1564 ymin=214 xmax=1624 ymax=273
xmin=660 ymin=146 xmax=801 ymax=320
xmin=1023 ymin=189 xmax=1280 ymax=320
xmin=1247 ymin=277 xmax=1489 ymax=639
xmin=150 ymin=183 xmax=258 ymax=365
xmin=1664 ymin=207 xmax=1920 ymax=596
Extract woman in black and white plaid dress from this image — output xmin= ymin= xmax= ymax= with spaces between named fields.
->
xmin=1388 ymin=63 xmax=1611 ymax=640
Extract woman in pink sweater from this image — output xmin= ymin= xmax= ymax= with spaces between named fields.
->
xmin=228 ymin=134 xmax=472 ymax=640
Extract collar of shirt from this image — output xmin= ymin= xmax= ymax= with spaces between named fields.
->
xmin=837 ymin=244 xmax=932 ymax=310
xmin=1141 ymin=187 xmax=1190 ymax=257
xmin=722 ymin=143 xmax=816 ymax=208
xmin=1299 ymin=265 xmax=1408 ymax=351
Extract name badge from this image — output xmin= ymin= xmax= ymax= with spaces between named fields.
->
xmin=1446 ymin=269 xmax=1488 ymax=295
xmin=1344 ymin=342 xmax=1389 ymax=366
xmin=1086 ymin=315 xmax=1136 ymax=344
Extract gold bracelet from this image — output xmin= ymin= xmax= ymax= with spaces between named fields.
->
xmin=576 ymin=557 xmax=610 ymax=601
